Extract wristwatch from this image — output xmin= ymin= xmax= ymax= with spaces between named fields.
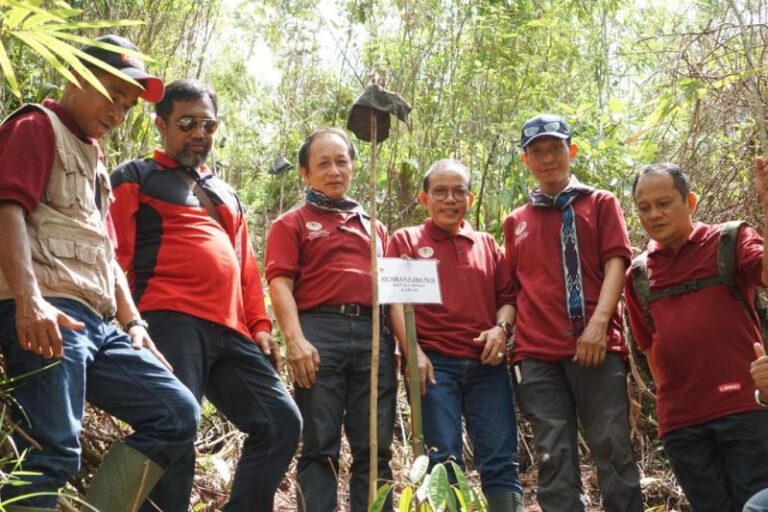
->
xmin=497 ymin=321 xmax=514 ymax=339
xmin=755 ymin=389 xmax=768 ymax=409
xmin=125 ymin=318 xmax=149 ymax=331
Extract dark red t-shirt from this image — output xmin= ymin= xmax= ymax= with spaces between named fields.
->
xmin=265 ymin=203 xmax=387 ymax=311
xmin=625 ymin=222 xmax=764 ymax=436
xmin=503 ymin=189 xmax=632 ymax=363
xmin=386 ymin=219 xmax=514 ymax=360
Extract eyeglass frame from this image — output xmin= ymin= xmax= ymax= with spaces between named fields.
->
xmin=175 ymin=116 xmax=219 ymax=134
xmin=427 ymin=186 xmax=471 ymax=202
xmin=522 ymin=120 xmax=568 ymax=138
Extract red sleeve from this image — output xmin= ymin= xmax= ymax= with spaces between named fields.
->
xmin=597 ymin=193 xmax=632 ymax=267
xmin=265 ymin=215 xmax=301 ymax=282
xmin=109 ymin=178 xmax=140 ymax=277
xmin=491 ymin=237 xmax=515 ymax=308
xmin=384 ymin=230 xmax=409 ymax=258
xmin=736 ymin=223 xmax=765 ymax=286
xmin=624 ymin=268 xmax=653 ymax=351
xmin=502 ymin=215 xmax=520 ymax=302
xmin=0 ymin=111 xmax=55 ymax=213
xmin=239 ymin=221 xmax=272 ymax=336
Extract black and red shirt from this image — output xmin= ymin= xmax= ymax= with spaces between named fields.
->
xmin=110 ymin=150 xmax=271 ymax=340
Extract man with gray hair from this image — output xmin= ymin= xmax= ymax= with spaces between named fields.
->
xmin=626 ymin=161 xmax=768 ymax=512
xmin=386 ymin=159 xmax=524 ymax=511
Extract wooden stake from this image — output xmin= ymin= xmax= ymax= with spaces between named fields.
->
xmin=367 ymin=103 xmax=381 ymax=509
xmin=404 ymin=304 xmax=424 ymax=456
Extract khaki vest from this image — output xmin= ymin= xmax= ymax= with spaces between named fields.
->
xmin=0 ymin=104 xmax=116 ymax=316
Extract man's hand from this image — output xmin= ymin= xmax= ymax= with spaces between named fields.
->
xmin=127 ymin=324 xmax=173 ymax=372
xmin=474 ymin=325 xmax=507 ymax=366
xmin=15 ymin=295 xmax=84 ymax=358
xmin=573 ymin=318 xmax=607 ymax=367
xmin=254 ymin=331 xmax=283 ymax=372
xmin=285 ymin=336 xmax=320 ymax=389
xmin=757 ymin=157 xmax=768 ymax=210
xmin=413 ymin=345 xmax=436 ymax=395
xmin=751 ymin=342 xmax=768 ymax=403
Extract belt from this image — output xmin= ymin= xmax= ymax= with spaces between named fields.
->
xmin=310 ymin=304 xmax=373 ymax=317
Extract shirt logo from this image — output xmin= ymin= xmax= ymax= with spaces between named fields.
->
xmin=418 ymin=246 xmax=435 ymax=258
xmin=306 ymin=221 xmax=322 ymax=231
xmin=515 ymin=221 xmax=528 ymax=244
xmin=717 ymin=382 xmax=742 ymax=393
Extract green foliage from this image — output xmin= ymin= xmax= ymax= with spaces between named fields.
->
xmin=0 ymin=0 xmax=145 ymax=105
xmin=370 ymin=455 xmax=487 ymax=512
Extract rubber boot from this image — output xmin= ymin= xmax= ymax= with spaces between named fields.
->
xmin=4 ymin=506 xmax=57 ymax=511
xmin=486 ymin=491 xmax=526 ymax=512
xmin=84 ymin=442 xmax=164 ymax=512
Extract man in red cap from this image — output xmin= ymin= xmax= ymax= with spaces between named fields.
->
xmin=0 ymin=34 xmax=199 ymax=512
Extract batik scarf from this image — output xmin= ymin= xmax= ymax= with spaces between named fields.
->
xmin=305 ymin=188 xmax=374 ymax=239
xmin=529 ymin=176 xmax=595 ymax=336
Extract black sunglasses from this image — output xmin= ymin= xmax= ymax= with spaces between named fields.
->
xmin=176 ymin=117 xmax=219 ymax=134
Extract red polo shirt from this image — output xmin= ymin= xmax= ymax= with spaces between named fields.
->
xmin=265 ymin=203 xmax=387 ymax=311
xmin=386 ymin=219 xmax=514 ymax=360
xmin=625 ymin=222 xmax=764 ymax=436
xmin=503 ymin=189 xmax=631 ymax=363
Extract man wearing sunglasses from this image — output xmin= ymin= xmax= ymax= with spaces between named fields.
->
xmin=110 ymin=79 xmax=301 ymax=511
xmin=503 ymin=114 xmax=642 ymax=511
xmin=386 ymin=159 xmax=525 ymax=512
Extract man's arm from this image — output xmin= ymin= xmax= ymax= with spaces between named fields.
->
xmin=574 ymin=256 xmax=626 ymax=367
xmin=754 ymin=157 xmax=768 ymax=286
xmin=390 ymin=303 xmax=434 ymax=395
xmin=269 ymin=276 xmax=319 ymax=389
xmin=0 ymin=201 xmax=84 ymax=358
xmin=112 ymin=260 xmax=172 ymax=371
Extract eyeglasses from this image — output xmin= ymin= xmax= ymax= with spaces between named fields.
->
xmin=176 ymin=117 xmax=219 ymax=134
xmin=523 ymin=121 xmax=566 ymax=138
xmin=428 ymin=187 xmax=470 ymax=202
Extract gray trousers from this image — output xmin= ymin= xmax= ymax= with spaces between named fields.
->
xmin=514 ymin=354 xmax=643 ymax=512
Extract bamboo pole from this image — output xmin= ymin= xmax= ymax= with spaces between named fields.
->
xmin=728 ymin=0 xmax=768 ymax=151
xmin=367 ymin=104 xmax=381 ymax=509
xmin=404 ymin=304 xmax=425 ymax=457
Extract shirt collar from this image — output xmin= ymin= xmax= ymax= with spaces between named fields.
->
xmin=43 ymin=99 xmax=97 ymax=148
xmin=647 ymin=221 xmax=705 ymax=256
xmin=152 ymin=149 xmax=211 ymax=176
xmin=424 ymin=217 xmax=475 ymax=241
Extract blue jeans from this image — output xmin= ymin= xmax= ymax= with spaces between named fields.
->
xmin=421 ymin=351 xmax=522 ymax=499
xmin=294 ymin=312 xmax=397 ymax=512
xmin=745 ymin=488 xmax=768 ymax=512
xmin=139 ymin=311 xmax=302 ymax=512
xmin=515 ymin=355 xmax=642 ymax=512
xmin=0 ymin=298 xmax=199 ymax=508
xmin=662 ymin=411 xmax=768 ymax=512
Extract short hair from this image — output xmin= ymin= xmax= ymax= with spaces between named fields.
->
xmin=632 ymin=162 xmax=691 ymax=201
xmin=298 ymin=128 xmax=356 ymax=169
xmin=422 ymin=159 xmax=472 ymax=192
xmin=155 ymin=79 xmax=218 ymax=119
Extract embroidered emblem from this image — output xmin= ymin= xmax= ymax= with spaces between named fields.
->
xmin=418 ymin=246 xmax=435 ymax=258
xmin=306 ymin=221 xmax=322 ymax=231
xmin=515 ymin=221 xmax=527 ymax=236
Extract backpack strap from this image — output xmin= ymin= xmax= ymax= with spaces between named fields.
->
xmin=717 ymin=220 xmax=747 ymax=306
xmin=630 ymin=252 xmax=656 ymax=332
xmin=173 ymin=167 xmax=225 ymax=229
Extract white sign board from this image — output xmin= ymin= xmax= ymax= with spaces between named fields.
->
xmin=377 ymin=257 xmax=442 ymax=304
